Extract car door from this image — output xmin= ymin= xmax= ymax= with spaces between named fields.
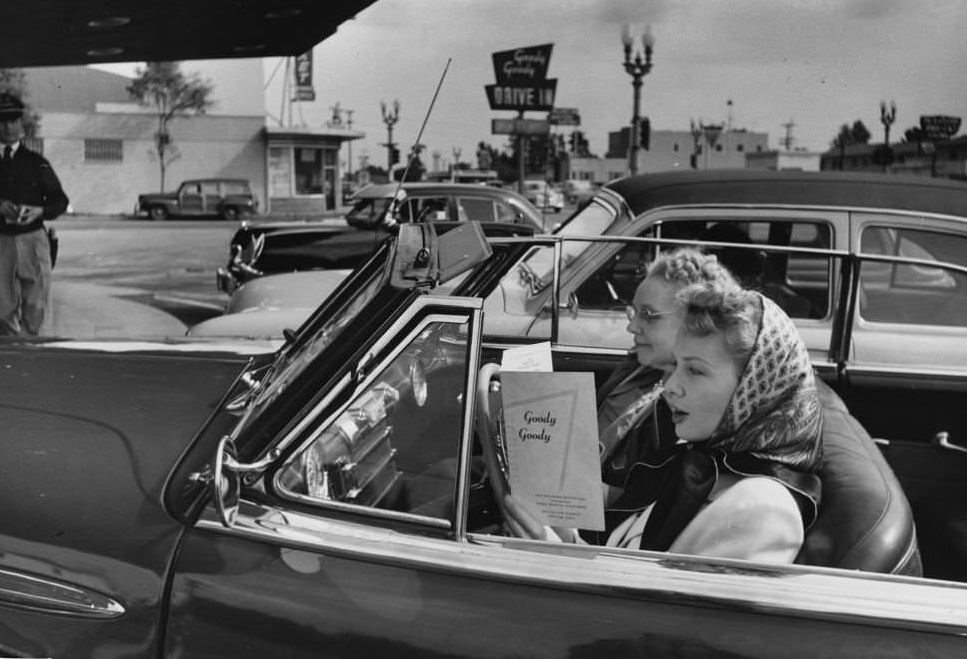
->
xmin=163 ymin=295 xmax=967 ymax=656
xmin=179 ymin=182 xmax=204 ymax=215
xmin=836 ymin=215 xmax=967 ymax=582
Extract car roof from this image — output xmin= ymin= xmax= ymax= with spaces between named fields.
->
xmin=606 ymin=169 xmax=967 ymax=218
xmin=353 ymin=182 xmax=532 ymax=201
xmin=182 ymin=178 xmax=251 ymax=184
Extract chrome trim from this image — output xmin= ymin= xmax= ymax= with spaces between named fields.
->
xmin=455 ymin=307 xmax=484 ymax=540
xmin=197 ymin=501 xmax=967 ymax=634
xmin=934 ymin=432 xmax=967 ymax=455
xmin=0 ymin=568 xmax=125 ymax=619
xmin=635 ymin=202 xmax=967 ymax=227
xmin=843 ymin=363 xmax=967 ymax=380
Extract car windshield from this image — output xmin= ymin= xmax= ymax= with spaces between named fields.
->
xmin=345 ymin=197 xmax=392 ymax=225
xmin=511 ymin=198 xmax=617 ymax=294
xmin=246 ymin=252 xmax=390 ymax=420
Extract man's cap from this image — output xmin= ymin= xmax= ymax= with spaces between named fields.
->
xmin=0 ymin=92 xmax=25 ymax=118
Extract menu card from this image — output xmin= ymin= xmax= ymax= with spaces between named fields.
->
xmin=501 ymin=371 xmax=605 ymax=531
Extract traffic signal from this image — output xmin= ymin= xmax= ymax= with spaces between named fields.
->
xmin=389 ymin=145 xmax=400 ymax=165
xmin=639 ymin=118 xmax=650 ymax=150
xmin=568 ymin=132 xmax=576 ymax=152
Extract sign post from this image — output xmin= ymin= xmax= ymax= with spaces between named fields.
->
xmin=485 ymin=43 xmax=556 ymax=193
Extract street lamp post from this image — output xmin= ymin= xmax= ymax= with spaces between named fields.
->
xmin=381 ymin=99 xmax=400 ymax=173
xmin=621 ymin=23 xmax=655 ymax=176
xmin=880 ymin=100 xmax=897 ymax=174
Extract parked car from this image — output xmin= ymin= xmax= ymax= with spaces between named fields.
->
xmin=216 ymin=184 xmax=545 ymax=293
xmin=345 ymin=181 xmax=545 ymax=230
xmin=135 ymin=178 xmax=258 ymax=221
xmin=5 ymin=220 xmax=966 ymax=656
xmin=522 ymin=179 xmax=565 ymax=213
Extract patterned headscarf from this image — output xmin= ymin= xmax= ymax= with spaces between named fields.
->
xmin=707 ymin=294 xmax=823 ymax=472
xmin=604 ymin=293 xmax=824 ymax=552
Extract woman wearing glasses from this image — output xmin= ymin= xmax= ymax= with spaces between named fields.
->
xmin=505 ymin=248 xmax=824 ymax=563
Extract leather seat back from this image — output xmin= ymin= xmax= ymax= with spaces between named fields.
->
xmin=796 ymin=380 xmax=922 ymax=575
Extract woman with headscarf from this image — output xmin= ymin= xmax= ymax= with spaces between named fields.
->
xmin=505 ymin=279 xmax=823 ymax=563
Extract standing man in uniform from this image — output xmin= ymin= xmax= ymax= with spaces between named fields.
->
xmin=0 ymin=91 xmax=69 ymax=336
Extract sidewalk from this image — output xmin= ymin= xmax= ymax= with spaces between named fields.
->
xmin=47 ymin=281 xmax=188 ymax=338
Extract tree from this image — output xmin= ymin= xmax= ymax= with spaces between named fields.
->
xmin=127 ymin=62 xmax=215 ymax=192
xmin=830 ymin=120 xmax=872 ymax=170
xmin=903 ymin=125 xmax=926 ymax=143
xmin=0 ymin=68 xmax=40 ymax=137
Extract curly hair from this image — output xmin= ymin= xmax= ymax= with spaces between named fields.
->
xmin=677 ymin=282 xmax=762 ymax=372
xmin=646 ymin=247 xmax=739 ymax=290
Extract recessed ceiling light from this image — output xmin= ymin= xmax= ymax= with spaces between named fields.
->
xmin=86 ymin=47 xmax=125 ymax=57
xmin=265 ymin=8 xmax=303 ymax=19
xmin=87 ymin=16 xmax=131 ymax=29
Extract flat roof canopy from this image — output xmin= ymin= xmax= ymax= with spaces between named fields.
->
xmin=0 ymin=1 xmax=378 ymax=68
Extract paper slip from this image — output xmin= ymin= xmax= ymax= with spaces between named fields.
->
xmin=501 ymin=372 xmax=605 ymax=531
xmin=501 ymin=341 xmax=553 ymax=372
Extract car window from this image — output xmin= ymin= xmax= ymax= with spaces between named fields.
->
xmin=457 ymin=197 xmax=496 ymax=222
xmin=223 ymin=181 xmax=250 ymax=195
xmin=650 ymin=218 xmax=833 ymax=319
xmin=346 ymin=197 xmax=392 ymax=224
xmin=410 ymin=196 xmax=449 ymax=222
xmin=200 ymin=181 xmax=219 ymax=196
xmin=277 ymin=319 xmax=470 ymax=522
xmin=859 ymin=226 xmax=967 ymax=326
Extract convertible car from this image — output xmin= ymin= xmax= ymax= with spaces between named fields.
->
xmin=3 ymin=219 xmax=966 ymax=656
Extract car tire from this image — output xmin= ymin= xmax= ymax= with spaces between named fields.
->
xmin=149 ymin=205 xmax=168 ymax=221
xmin=222 ymin=206 xmax=240 ymax=222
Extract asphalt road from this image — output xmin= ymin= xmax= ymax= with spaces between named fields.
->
xmin=49 ymin=204 xmax=575 ymax=329
xmin=53 ymin=215 xmax=249 ymax=327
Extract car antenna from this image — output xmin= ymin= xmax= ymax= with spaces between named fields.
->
xmin=386 ymin=58 xmax=452 ymax=226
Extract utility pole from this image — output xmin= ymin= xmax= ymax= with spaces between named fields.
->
xmin=880 ymin=100 xmax=897 ymax=174
xmin=780 ymin=120 xmax=796 ymax=151
xmin=345 ymin=108 xmax=354 ymax=179
xmin=381 ymin=100 xmax=400 ymax=173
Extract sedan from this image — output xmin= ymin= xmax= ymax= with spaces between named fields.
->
xmin=3 ymin=219 xmax=967 ymax=656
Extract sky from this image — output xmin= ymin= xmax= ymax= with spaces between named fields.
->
xmin=96 ymin=0 xmax=967 ymax=172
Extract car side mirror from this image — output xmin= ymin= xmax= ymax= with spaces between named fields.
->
xmin=211 ymin=434 xmax=281 ymax=528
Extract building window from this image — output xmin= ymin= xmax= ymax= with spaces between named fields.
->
xmin=23 ymin=136 xmax=43 ymax=155
xmin=736 ymin=144 xmax=745 ymax=152
xmin=673 ymin=143 xmax=679 ymax=152
xmin=294 ymin=147 xmax=324 ymax=195
xmin=715 ymin=144 xmax=723 ymax=152
xmin=85 ymin=139 xmax=122 ymax=162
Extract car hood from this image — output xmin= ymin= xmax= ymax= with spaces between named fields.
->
xmin=0 ymin=342 xmax=249 ymax=639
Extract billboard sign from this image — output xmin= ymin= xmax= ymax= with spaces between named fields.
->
xmin=485 ymin=81 xmax=557 ymax=111
xmin=920 ymin=115 xmax=961 ymax=140
xmin=492 ymin=118 xmax=551 ymax=135
xmin=548 ymin=107 xmax=581 ymax=126
xmin=293 ymin=50 xmax=315 ymax=102
xmin=491 ymin=43 xmax=553 ymax=85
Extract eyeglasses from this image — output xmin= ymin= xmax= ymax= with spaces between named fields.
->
xmin=625 ymin=305 xmax=677 ymax=323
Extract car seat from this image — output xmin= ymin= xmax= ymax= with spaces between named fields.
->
xmin=796 ymin=379 xmax=922 ymax=575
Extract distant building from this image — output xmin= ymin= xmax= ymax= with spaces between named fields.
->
xmin=820 ymin=137 xmax=967 ymax=179
xmin=746 ymin=149 xmax=821 ymax=171
xmin=22 ymin=64 xmax=362 ymax=215
xmin=568 ymin=125 xmax=770 ymax=184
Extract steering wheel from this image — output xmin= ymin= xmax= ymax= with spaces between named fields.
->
xmin=474 ymin=362 xmax=510 ymax=521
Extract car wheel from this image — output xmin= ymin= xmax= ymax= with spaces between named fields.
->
xmin=221 ymin=206 xmax=240 ymax=222
xmin=149 ymin=205 xmax=168 ymax=221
